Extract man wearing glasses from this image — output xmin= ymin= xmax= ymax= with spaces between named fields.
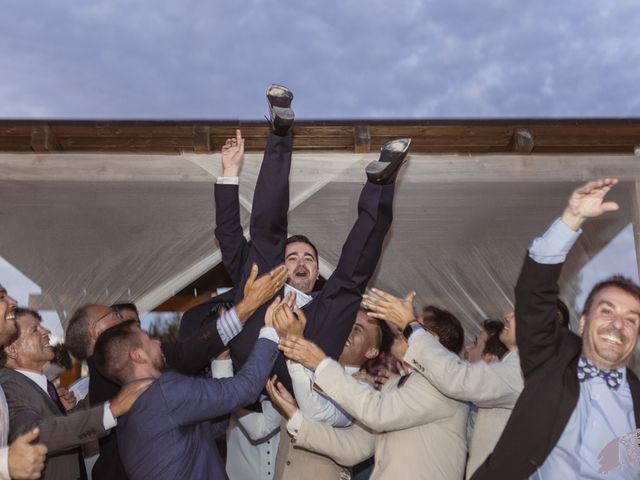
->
xmin=65 ymin=263 xmax=288 ymax=480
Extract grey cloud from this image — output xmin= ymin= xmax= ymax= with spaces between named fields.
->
xmin=1 ymin=0 xmax=639 ymax=118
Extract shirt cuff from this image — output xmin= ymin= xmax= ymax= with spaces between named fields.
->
xmin=0 ymin=446 xmax=9 ymax=480
xmin=287 ymin=409 xmax=303 ymax=437
xmin=529 ymin=217 xmax=581 ymax=264
xmin=216 ymin=176 xmax=239 ymax=185
xmin=103 ymin=401 xmax=117 ymax=430
xmin=216 ymin=307 xmax=242 ymax=346
xmin=211 ymin=358 xmax=234 ymax=379
xmin=315 ymin=357 xmax=333 ymax=376
xmin=408 ymin=325 xmax=429 ymax=344
xmin=259 ymin=326 xmax=280 ymax=344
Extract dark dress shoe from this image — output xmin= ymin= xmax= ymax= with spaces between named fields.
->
xmin=266 ymin=84 xmax=295 ymax=136
xmin=366 ymin=138 xmax=411 ymax=184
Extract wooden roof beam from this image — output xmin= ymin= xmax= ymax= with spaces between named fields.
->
xmin=30 ymin=126 xmax=62 ymax=152
xmin=354 ymin=125 xmax=371 ymax=153
xmin=508 ymin=128 xmax=535 ymax=154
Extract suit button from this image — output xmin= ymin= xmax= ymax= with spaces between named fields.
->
xmin=286 ymin=461 xmax=291 ymax=466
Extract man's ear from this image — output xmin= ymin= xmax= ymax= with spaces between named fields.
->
xmin=578 ymin=315 xmax=586 ymax=336
xmin=4 ymin=343 xmax=18 ymax=361
xmin=365 ymin=347 xmax=380 ymax=360
xmin=129 ymin=347 xmax=146 ymax=365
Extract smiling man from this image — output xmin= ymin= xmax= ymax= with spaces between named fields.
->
xmin=471 ymin=178 xmax=640 ymax=479
xmin=0 ymin=308 xmax=150 ymax=480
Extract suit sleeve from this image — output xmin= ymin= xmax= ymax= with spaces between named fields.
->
xmin=514 ymin=256 xmax=564 ymax=378
xmin=293 ymin=414 xmax=375 ymax=467
xmin=214 ymin=184 xmax=250 ymax=285
xmin=404 ymin=332 xmax=522 ymax=408
xmin=162 ymin=313 xmax=227 ymax=375
xmin=7 ymin=402 xmax=106 ymax=455
xmin=159 ymin=338 xmax=279 ymax=427
xmin=314 ymin=360 xmax=453 ymax=432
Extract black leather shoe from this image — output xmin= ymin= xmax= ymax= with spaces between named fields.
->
xmin=266 ymin=84 xmax=294 ymax=136
xmin=366 ymin=138 xmax=411 ymax=184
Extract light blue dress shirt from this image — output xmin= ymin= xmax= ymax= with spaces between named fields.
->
xmin=528 ymin=218 xmax=638 ymax=479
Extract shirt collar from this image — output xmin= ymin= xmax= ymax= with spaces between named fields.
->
xmin=14 ymin=369 xmax=48 ymax=393
xmin=284 ymin=284 xmax=313 ymax=308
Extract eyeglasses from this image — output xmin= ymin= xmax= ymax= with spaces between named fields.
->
xmin=93 ymin=308 xmax=123 ymax=324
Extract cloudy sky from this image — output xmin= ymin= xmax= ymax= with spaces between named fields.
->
xmin=2 ymin=0 xmax=639 ymax=119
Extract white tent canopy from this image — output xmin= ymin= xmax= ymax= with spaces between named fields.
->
xmin=1 ymin=150 xmax=639 ymax=340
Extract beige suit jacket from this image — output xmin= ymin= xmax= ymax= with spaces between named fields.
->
xmin=275 ymin=420 xmax=351 ymax=480
xmin=404 ymin=331 xmax=524 ymax=478
xmin=297 ymin=359 xmax=467 ymax=479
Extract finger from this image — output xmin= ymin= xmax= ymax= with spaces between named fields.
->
xmin=34 ymin=444 xmax=48 ymax=456
xmin=294 ymin=307 xmax=307 ymax=325
xmin=405 ymin=291 xmax=417 ymax=302
xmin=16 ymin=427 xmax=40 ymax=443
xmin=366 ymin=311 xmax=388 ymax=320
xmin=601 ymin=201 xmax=619 ymax=212
xmin=235 ymin=129 xmax=242 ymax=144
xmin=371 ymin=288 xmax=396 ymax=301
xmin=248 ymin=263 xmax=259 ymax=284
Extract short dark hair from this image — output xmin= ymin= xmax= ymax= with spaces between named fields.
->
xmin=422 ymin=305 xmax=465 ymax=354
xmin=482 ymin=319 xmax=504 ymax=338
xmin=111 ymin=303 xmax=139 ymax=316
xmin=65 ymin=305 xmax=93 ymax=360
xmin=483 ymin=332 xmax=509 ymax=360
xmin=93 ymin=320 xmax=141 ymax=385
xmin=14 ymin=308 xmax=41 ymax=322
xmin=582 ymin=275 xmax=640 ymax=317
xmin=286 ymin=235 xmax=318 ymax=261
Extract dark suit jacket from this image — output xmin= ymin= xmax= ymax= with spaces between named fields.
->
xmin=90 ymin=314 xmax=229 ymax=480
xmin=0 ymin=368 xmax=107 ymax=480
xmin=471 ymin=256 xmax=640 ymax=479
xmin=117 ymin=337 xmax=279 ymax=480
xmin=215 ymin=134 xmax=395 ymax=391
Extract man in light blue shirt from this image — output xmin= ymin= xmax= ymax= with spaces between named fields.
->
xmin=472 ymin=178 xmax=640 ymax=479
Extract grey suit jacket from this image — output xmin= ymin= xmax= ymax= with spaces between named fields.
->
xmin=0 ymin=368 xmax=107 ymax=480
xmin=300 ymin=360 xmax=468 ymax=479
xmin=404 ymin=332 xmax=523 ymax=478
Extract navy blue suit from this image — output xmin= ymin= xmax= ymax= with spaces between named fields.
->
xmin=215 ymin=133 xmax=395 ymax=390
xmin=116 ymin=337 xmax=279 ymax=480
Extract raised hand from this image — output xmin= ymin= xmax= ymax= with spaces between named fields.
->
xmin=273 ymin=303 xmax=307 ymax=338
xmin=109 ymin=378 xmax=153 ymax=417
xmin=237 ymin=264 xmax=288 ymax=322
xmin=362 ymin=288 xmax=416 ymax=330
xmin=56 ymin=386 xmax=76 ymax=412
xmin=279 ymin=336 xmax=326 ymax=371
xmin=265 ymin=375 xmax=299 ymax=420
xmin=561 ymin=178 xmax=619 ymax=230
xmin=220 ymin=129 xmax=245 ymax=177
xmin=8 ymin=428 xmax=47 ymax=479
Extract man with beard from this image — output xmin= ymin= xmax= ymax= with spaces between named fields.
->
xmin=0 ymin=285 xmax=47 ymax=479
xmin=472 ymin=178 xmax=640 ymax=479
xmin=93 ymin=295 xmax=305 ymax=480
xmin=0 ymin=308 xmax=149 ymax=480
xmin=65 ymin=263 xmax=287 ymax=480
xmin=211 ymin=84 xmax=410 ymax=390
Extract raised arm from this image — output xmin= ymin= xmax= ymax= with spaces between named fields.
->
xmin=266 ymin=376 xmax=374 ymax=467
xmin=404 ymin=330 xmax=522 ymax=408
xmin=280 ymin=337 xmax=454 ymax=432
xmin=214 ymin=129 xmax=250 ymax=284
xmin=516 ymin=178 xmax=619 ymax=377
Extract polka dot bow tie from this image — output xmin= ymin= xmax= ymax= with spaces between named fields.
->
xmin=577 ymin=356 xmax=623 ymax=391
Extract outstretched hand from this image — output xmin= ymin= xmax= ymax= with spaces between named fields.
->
xmin=362 ymin=288 xmax=416 ymax=329
xmin=238 ymin=264 xmax=288 ymax=322
xmin=561 ymin=178 xmax=619 ymax=231
xmin=265 ymin=375 xmax=298 ymax=420
xmin=279 ymin=336 xmax=327 ymax=371
xmin=221 ymin=129 xmax=245 ymax=177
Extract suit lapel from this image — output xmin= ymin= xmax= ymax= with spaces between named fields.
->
xmin=4 ymin=369 xmax=62 ymax=414
xmin=626 ymin=368 xmax=640 ymax=428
